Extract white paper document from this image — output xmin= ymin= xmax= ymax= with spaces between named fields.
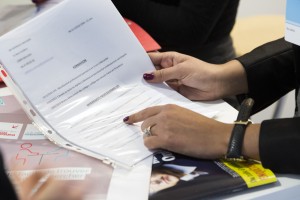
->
xmin=0 ymin=0 xmax=216 ymax=168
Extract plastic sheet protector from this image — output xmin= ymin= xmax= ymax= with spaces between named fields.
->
xmin=0 ymin=93 xmax=152 ymax=200
xmin=0 ymin=0 xmax=216 ymax=168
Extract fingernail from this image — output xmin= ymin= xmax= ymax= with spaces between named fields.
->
xmin=123 ymin=116 xmax=129 ymax=122
xmin=143 ymin=73 xmax=154 ymax=80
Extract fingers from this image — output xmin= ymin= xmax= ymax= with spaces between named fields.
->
xmin=144 ymin=137 xmax=161 ymax=150
xmin=18 ymin=172 xmax=83 ymax=200
xmin=35 ymin=180 xmax=83 ymax=200
xmin=145 ymin=52 xmax=187 ymax=83
xmin=143 ymin=67 xmax=181 ymax=83
xmin=148 ymin=52 xmax=186 ymax=68
xmin=123 ymin=106 xmax=164 ymax=150
xmin=123 ymin=106 xmax=162 ymax=124
xmin=18 ymin=172 xmax=49 ymax=200
xmin=32 ymin=0 xmax=48 ymax=4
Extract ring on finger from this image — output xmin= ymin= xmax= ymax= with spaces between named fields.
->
xmin=143 ymin=125 xmax=155 ymax=137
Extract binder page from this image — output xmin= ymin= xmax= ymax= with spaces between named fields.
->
xmin=0 ymin=0 xmax=216 ymax=168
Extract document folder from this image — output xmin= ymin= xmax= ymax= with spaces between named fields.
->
xmin=0 ymin=0 xmax=214 ymax=169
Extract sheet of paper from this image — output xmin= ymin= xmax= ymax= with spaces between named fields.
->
xmin=285 ymin=0 xmax=300 ymax=46
xmin=0 ymin=0 xmax=216 ymax=168
xmin=107 ymin=156 xmax=152 ymax=200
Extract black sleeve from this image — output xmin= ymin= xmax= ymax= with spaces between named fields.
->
xmin=111 ymin=0 xmax=235 ymax=48
xmin=237 ymin=39 xmax=300 ymax=173
xmin=260 ymin=118 xmax=300 ymax=174
xmin=0 ymin=152 xmax=18 ymax=200
xmin=236 ymin=38 xmax=296 ymax=113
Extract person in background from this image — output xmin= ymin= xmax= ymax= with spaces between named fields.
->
xmin=112 ymin=0 xmax=240 ymax=64
xmin=123 ymin=37 xmax=300 ymax=174
xmin=112 ymin=0 xmax=241 ymax=107
xmin=32 ymin=0 xmax=240 ymax=64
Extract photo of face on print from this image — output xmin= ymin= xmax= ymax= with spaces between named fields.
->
xmin=148 ymin=151 xmax=245 ymax=200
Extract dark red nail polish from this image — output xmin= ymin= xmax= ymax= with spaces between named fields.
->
xmin=123 ymin=116 xmax=129 ymax=122
xmin=143 ymin=73 xmax=154 ymax=80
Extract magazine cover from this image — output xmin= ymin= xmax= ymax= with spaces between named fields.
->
xmin=149 ymin=151 xmax=277 ymax=200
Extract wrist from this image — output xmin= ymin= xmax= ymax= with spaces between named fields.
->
xmin=220 ymin=123 xmax=235 ymax=158
xmin=242 ymin=123 xmax=260 ymax=160
xmin=210 ymin=123 xmax=233 ymax=159
xmin=219 ymin=60 xmax=248 ymax=97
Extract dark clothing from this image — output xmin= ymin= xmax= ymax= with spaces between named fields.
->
xmin=112 ymin=0 xmax=239 ymax=63
xmin=0 ymin=152 xmax=18 ymax=200
xmin=236 ymin=38 xmax=300 ymax=174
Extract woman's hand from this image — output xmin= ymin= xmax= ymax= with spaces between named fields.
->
xmin=16 ymin=172 xmax=83 ymax=200
xmin=32 ymin=0 xmax=48 ymax=5
xmin=144 ymin=52 xmax=248 ymax=101
xmin=124 ymin=104 xmax=233 ymax=159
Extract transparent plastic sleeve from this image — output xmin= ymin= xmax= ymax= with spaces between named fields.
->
xmin=0 ymin=0 xmax=216 ymax=169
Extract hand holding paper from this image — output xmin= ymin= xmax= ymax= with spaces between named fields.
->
xmin=0 ymin=0 xmax=215 ymax=168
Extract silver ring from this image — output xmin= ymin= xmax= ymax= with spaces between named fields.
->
xmin=143 ymin=125 xmax=154 ymax=137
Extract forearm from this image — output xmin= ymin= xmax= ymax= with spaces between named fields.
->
xmin=205 ymin=120 xmax=260 ymax=161
xmin=218 ymin=59 xmax=248 ymax=98
xmin=236 ymin=116 xmax=300 ymax=174
xmin=236 ymin=38 xmax=295 ymax=113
